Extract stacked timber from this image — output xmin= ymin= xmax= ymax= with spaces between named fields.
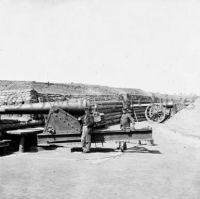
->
xmin=131 ymin=96 xmax=153 ymax=105
xmin=92 ymin=102 xmax=148 ymax=126
xmin=132 ymin=105 xmax=147 ymax=122
xmin=91 ymin=101 xmax=123 ymax=127
xmin=86 ymin=95 xmax=119 ymax=102
xmin=0 ymin=120 xmax=44 ymax=131
xmin=0 ymin=89 xmax=40 ymax=121
xmin=0 ymin=89 xmax=39 ymax=105
xmin=37 ymin=93 xmax=68 ymax=102
xmin=37 ymin=93 xmax=119 ymax=104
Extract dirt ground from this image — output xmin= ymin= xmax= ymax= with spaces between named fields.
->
xmin=0 ymin=124 xmax=200 ymax=199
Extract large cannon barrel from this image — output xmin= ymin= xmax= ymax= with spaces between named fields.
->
xmin=0 ymin=99 xmax=88 ymax=114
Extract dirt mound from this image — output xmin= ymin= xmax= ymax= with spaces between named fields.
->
xmin=165 ymin=98 xmax=200 ymax=138
xmin=0 ymin=80 xmax=152 ymax=96
xmin=0 ymin=80 xmax=32 ymax=91
xmin=31 ymin=82 xmax=152 ymax=96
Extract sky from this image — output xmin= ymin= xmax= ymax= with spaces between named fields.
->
xmin=0 ymin=0 xmax=200 ymax=95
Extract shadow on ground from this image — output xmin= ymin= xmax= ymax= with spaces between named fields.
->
xmin=71 ymin=147 xmax=115 ymax=153
xmin=124 ymin=146 xmax=161 ymax=154
xmin=38 ymin=145 xmax=64 ymax=151
xmin=0 ymin=150 xmax=15 ymax=157
xmin=71 ymin=146 xmax=161 ymax=154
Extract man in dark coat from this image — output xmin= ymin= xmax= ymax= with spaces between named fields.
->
xmin=120 ymin=108 xmax=135 ymax=130
xmin=78 ymin=107 xmax=94 ymax=153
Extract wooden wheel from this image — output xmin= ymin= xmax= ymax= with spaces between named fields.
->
xmin=145 ymin=104 xmax=167 ymax=123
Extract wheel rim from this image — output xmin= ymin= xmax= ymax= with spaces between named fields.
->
xmin=145 ymin=104 xmax=166 ymax=123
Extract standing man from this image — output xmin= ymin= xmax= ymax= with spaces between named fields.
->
xmin=78 ymin=107 xmax=94 ymax=153
xmin=120 ymin=108 xmax=135 ymax=130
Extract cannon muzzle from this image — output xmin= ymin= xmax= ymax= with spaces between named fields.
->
xmin=0 ymin=100 xmax=88 ymax=114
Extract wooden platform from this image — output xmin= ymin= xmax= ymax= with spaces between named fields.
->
xmin=38 ymin=126 xmax=153 ymax=145
xmin=6 ymin=128 xmax=43 ymax=152
xmin=4 ymin=125 xmax=153 ymax=151
xmin=92 ymin=128 xmax=153 ymax=143
xmin=0 ymin=140 xmax=11 ymax=155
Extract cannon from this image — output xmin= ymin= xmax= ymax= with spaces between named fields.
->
xmin=0 ymin=99 xmax=123 ymax=134
xmin=0 ymin=99 xmax=88 ymax=115
xmin=0 ymin=99 xmax=153 ymax=152
xmin=144 ymin=102 xmax=178 ymax=123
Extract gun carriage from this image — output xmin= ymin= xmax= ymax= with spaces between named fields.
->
xmin=0 ymin=99 xmax=154 ymax=152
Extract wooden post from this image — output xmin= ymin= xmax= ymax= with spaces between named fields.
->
xmin=19 ymin=136 xmax=25 ymax=152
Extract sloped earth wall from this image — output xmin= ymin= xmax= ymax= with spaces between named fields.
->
xmin=165 ymin=98 xmax=200 ymax=138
